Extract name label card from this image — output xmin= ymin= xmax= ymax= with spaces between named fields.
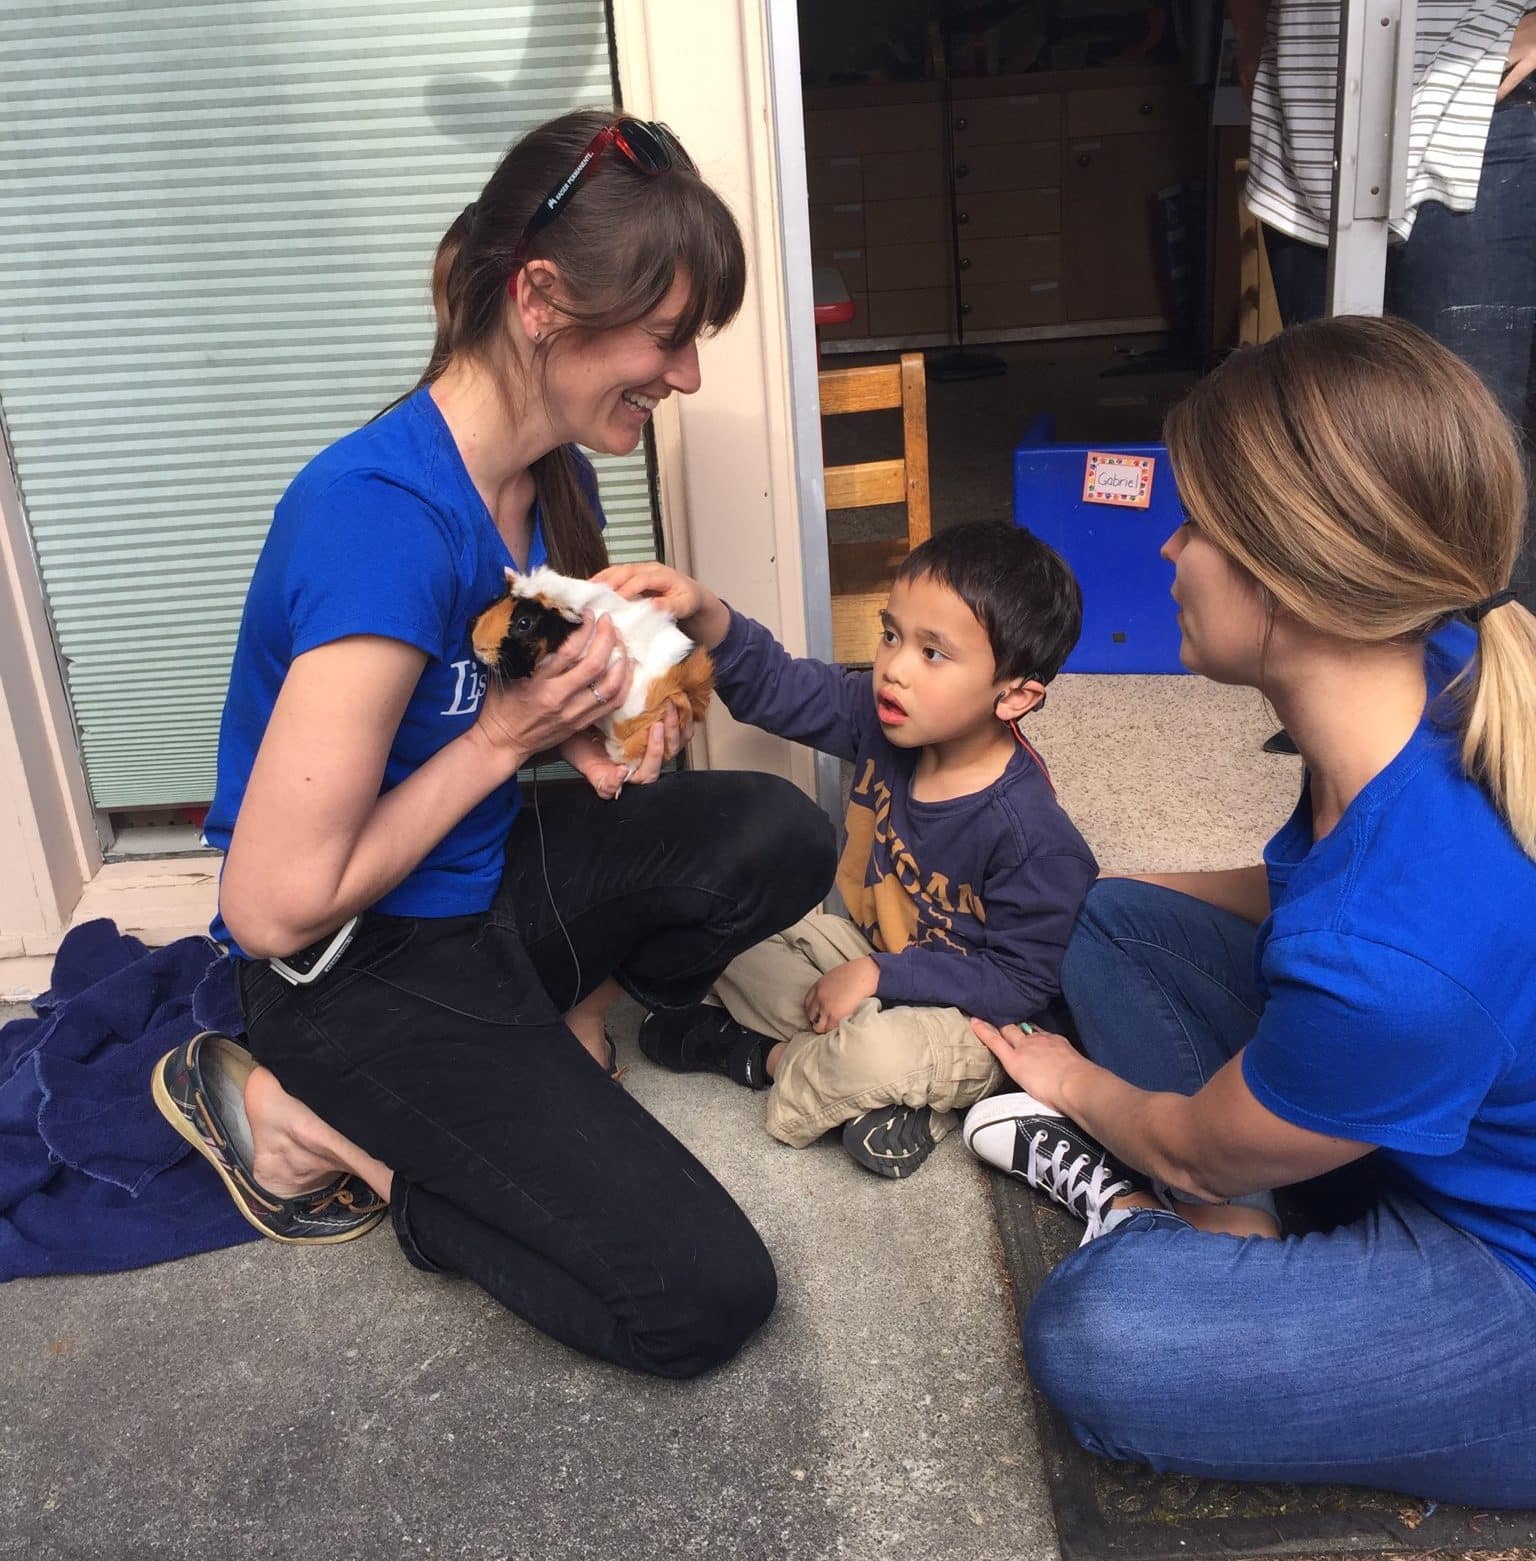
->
xmin=1083 ymin=451 xmax=1155 ymax=508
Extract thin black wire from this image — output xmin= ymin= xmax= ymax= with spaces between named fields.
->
xmin=531 ymin=764 xmax=582 ymax=1012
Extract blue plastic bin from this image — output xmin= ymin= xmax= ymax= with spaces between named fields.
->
xmin=1012 ymin=415 xmax=1186 ymax=674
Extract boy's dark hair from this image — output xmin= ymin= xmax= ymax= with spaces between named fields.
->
xmin=894 ymin=521 xmax=1082 ymax=683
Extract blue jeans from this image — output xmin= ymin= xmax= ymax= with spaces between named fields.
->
xmin=1022 ymin=878 xmax=1536 ymax=1506
xmin=1265 ymin=81 xmax=1536 ymax=597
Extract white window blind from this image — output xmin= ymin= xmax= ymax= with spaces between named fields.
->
xmin=0 ymin=0 xmax=657 ymax=810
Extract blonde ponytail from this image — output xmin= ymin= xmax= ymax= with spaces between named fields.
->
xmin=1462 ymin=601 xmax=1536 ymax=857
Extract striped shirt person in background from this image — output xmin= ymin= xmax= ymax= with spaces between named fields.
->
xmin=1227 ymin=0 xmax=1536 ymax=600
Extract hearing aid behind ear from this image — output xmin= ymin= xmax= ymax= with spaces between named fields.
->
xmin=994 ymin=678 xmax=1048 ymax=715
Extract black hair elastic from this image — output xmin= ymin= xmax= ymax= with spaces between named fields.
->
xmin=1463 ymin=588 xmax=1517 ymax=624
xmin=459 ymin=201 xmax=479 ymax=234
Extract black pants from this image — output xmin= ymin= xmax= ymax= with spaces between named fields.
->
xmin=235 ymin=771 xmax=836 ymax=1379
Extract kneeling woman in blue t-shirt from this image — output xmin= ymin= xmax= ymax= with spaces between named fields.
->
xmin=155 ymin=112 xmax=834 ymax=1379
xmin=964 ymin=316 xmax=1536 ymax=1504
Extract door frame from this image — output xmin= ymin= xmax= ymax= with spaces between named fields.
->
xmin=1325 ymin=0 xmax=1417 ymax=315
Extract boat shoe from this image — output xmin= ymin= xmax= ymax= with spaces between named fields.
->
xmin=151 ymin=1031 xmax=387 ymax=1244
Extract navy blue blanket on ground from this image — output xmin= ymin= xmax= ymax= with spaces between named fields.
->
xmin=0 ymin=918 xmax=257 ymax=1281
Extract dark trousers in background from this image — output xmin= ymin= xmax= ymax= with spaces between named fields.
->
xmin=1264 ymin=81 xmax=1536 ymax=602
xmin=236 ymin=771 xmax=836 ymax=1379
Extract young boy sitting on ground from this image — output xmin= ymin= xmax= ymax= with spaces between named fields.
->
xmin=603 ymin=520 xmax=1097 ymax=1178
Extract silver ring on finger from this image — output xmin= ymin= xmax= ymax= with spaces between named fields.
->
xmin=589 ymin=683 xmax=607 ymax=705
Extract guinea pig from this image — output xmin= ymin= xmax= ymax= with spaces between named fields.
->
xmin=471 ymin=565 xmax=714 ymax=768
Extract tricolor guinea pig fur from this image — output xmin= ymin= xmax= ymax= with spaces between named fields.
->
xmin=470 ymin=565 xmax=714 ymax=767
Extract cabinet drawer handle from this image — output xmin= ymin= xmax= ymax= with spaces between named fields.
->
xmin=1077 ymin=152 xmax=1092 ymax=167
xmin=957 ymin=210 xmax=970 ymax=225
xmin=955 ymin=162 xmax=970 ymax=178
xmin=1139 ymin=101 xmax=1154 ymax=115
xmin=955 ymin=115 xmax=968 ymax=131
xmin=961 ymin=302 xmax=973 ymax=315
xmin=959 ymin=257 xmax=972 ymax=271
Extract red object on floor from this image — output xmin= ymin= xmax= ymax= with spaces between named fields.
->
xmin=813 ymin=265 xmax=855 ymax=369
xmin=812 ymin=265 xmax=854 ymax=327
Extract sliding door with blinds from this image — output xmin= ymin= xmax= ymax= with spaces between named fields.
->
xmin=0 ymin=1 xmax=656 ymax=810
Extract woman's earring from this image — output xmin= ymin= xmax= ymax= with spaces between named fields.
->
xmin=534 ymin=329 xmax=544 ymax=343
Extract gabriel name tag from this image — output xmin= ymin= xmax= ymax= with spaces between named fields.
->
xmin=1083 ymin=451 xmax=1155 ymax=509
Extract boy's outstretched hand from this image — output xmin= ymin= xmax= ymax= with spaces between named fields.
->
xmin=593 ymin=562 xmax=731 ymax=650
xmin=804 ymin=956 xmax=880 ymax=1034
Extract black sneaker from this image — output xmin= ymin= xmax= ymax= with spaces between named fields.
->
xmin=151 ymin=1031 xmax=388 ymax=1245
xmin=841 ymin=1104 xmax=937 ymax=1179
xmin=962 ymin=1092 xmax=1151 ymax=1243
xmin=637 ymin=1004 xmax=773 ymax=1090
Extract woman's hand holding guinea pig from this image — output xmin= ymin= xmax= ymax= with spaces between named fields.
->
xmin=467 ymin=611 xmax=632 ymax=774
xmin=593 ymin=563 xmax=731 ymax=650
xmin=559 ymin=701 xmax=686 ymax=801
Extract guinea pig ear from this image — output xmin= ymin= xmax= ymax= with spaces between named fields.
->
xmin=503 ymin=566 xmax=519 ymax=586
xmin=530 ymin=591 xmax=582 ymax=625
xmin=524 ymin=586 xmax=577 ymax=621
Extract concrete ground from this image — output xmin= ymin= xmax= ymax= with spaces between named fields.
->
xmin=1 ymin=1011 xmax=1044 ymax=1561
xmin=0 ymin=675 xmax=1296 ymax=1561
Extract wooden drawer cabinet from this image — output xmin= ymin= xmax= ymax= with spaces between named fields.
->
xmin=868 ymin=287 xmax=952 ymax=336
xmin=953 ymin=140 xmax=1059 ymax=195
xmin=809 ymin=202 xmax=866 ymax=249
xmin=806 ymin=103 xmax=939 ymax=156
xmin=857 ymin=103 xmax=942 ymax=151
xmin=952 ymin=93 xmax=1059 ymax=146
xmin=807 ymin=156 xmax=862 ymax=204
xmin=804 ymin=110 xmax=862 ymax=158
xmin=867 ymin=241 xmax=953 ymax=291
xmin=963 ymin=278 xmax=1064 ymax=329
xmin=957 ymin=233 xmax=1060 ymax=288
xmin=805 ymin=66 xmax=1202 ymax=344
xmin=863 ymin=146 xmax=946 ymax=200
xmin=1066 ymin=84 xmax=1199 ymax=139
xmin=956 ymin=187 xmax=1060 ymax=238
xmin=865 ymin=196 xmax=948 ymax=245
xmin=1063 ymin=129 xmax=1193 ymax=320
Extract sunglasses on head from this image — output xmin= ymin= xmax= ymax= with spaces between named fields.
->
xmin=511 ymin=116 xmax=696 ymax=271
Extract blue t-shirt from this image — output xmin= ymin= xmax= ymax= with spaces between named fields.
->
xmin=205 ymin=387 xmax=596 ymax=954
xmin=1243 ymin=628 xmax=1536 ymax=1291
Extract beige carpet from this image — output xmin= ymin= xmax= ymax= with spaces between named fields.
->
xmin=1026 ymin=673 xmax=1303 ymax=875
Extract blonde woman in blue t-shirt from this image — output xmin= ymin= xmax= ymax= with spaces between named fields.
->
xmin=964 ymin=316 xmax=1536 ymax=1504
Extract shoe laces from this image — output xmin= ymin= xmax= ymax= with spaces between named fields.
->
xmin=1026 ymin=1131 xmax=1131 ymax=1244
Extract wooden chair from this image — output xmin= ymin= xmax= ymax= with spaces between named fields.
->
xmin=820 ymin=352 xmax=932 ymax=664
xmin=1234 ymin=158 xmax=1282 ymax=346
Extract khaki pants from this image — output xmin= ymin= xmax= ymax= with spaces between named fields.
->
xmin=713 ymin=912 xmax=1004 ymax=1149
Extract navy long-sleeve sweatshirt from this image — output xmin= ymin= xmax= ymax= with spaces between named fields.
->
xmin=711 ymin=609 xmax=1099 ymax=1026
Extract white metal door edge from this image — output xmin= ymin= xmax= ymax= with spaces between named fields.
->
xmin=1326 ymin=0 xmax=1418 ymax=316
xmin=763 ymin=0 xmax=844 ymax=833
